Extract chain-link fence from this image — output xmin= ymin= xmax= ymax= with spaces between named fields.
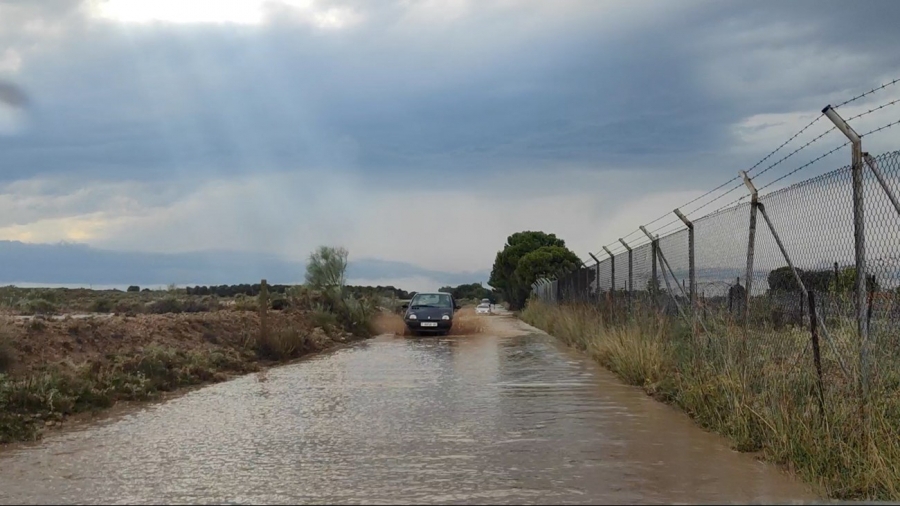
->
xmin=532 ymin=148 xmax=900 ymax=420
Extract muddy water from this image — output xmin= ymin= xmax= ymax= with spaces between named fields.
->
xmin=0 ymin=315 xmax=816 ymax=505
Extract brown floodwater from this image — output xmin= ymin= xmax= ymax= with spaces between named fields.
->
xmin=0 ymin=314 xmax=819 ymax=505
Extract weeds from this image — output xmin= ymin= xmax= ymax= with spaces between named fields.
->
xmin=256 ymin=325 xmax=308 ymax=360
xmin=521 ymin=299 xmax=900 ymax=501
xmin=0 ymin=331 xmax=13 ymax=374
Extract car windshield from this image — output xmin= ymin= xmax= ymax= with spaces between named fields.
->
xmin=411 ymin=293 xmax=452 ymax=308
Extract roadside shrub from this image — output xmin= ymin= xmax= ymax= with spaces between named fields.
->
xmin=19 ymin=298 xmax=57 ymax=316
xmin=114 ymin=299 xmax=145 ymax=315
xmin=310 ymin=307 xmax=339 ymax=332
xmin=270 ymin=296 xmax=289 ymax=311
xmin=147 ymin=296 xmax=183 ymax=314
xmin=232 ymin=294 xmax=258 ymax=312
xmin=182 ymin=296 xmax=219 ymax=313
xmin=89 ymin=298 xmax=114 ymax=313
xmin=333 ymin=295 xmax=376 ymax=337
xmin=256 ymin=325 xmax=307 ymax=360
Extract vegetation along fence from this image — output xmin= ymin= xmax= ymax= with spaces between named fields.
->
xmin=531 ymin=92 xmax=900 ymax=435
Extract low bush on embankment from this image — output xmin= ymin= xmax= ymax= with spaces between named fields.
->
xmin=0 ymin=291 xmax=379 ymax=444
xmin=520 ymin=300 xmax=900 ymax=501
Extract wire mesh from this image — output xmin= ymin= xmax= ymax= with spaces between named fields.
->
xmin=530 ymin=147 xmax=900 ymax=415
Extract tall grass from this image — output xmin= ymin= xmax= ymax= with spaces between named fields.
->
xmin=521 ymin=299 xmax=900 ymax=501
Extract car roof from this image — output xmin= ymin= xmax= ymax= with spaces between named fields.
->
xmin=413 ymin=292 xmax=451 ymax=296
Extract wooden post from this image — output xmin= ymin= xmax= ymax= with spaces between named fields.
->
xmin=259 ymin=278 xmax=269 ymax=343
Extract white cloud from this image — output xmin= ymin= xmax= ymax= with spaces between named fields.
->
xmin=0 ymin=49 xmax=22 ymax=74
xmin=0 ymin=167 xmax=708 ymax=273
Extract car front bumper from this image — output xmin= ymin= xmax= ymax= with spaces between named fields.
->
xmin=405 ymin=319 xmax=452 ymax=332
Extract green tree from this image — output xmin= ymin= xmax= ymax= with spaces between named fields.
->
xmin=768 ymin=266 xmax=803 ymax=293
xmin=305 ymin=246 xmax=349 ymax=293
xmin=515 ymin=246 xmax=581 ymax=288
xmin=489 ymin=231 xmax=576 ymax=309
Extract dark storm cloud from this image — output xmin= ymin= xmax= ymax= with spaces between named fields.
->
xmin=0 ymin=0 xmax=898 ymax=199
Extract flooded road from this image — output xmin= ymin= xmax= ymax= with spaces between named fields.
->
xmin=0 ymin=313 xmax=816 ymax=504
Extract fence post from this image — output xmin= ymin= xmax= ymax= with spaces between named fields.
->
xmin=259 ymin=278 xmax=269 ymax=344
xmin=619 ymin=238 xmax=633 ymax=315
xmin=740 ymin=171 xmax=759 ymax=328
xmin=641 ymin=226 xmax=693 ymax=327
xmin=674 ymin=208 xmax=697 ymax=336
xmin=808 ymin=290 xmax=826 ymax=418
xmin=589 ymin=253 xmax=602 ymax=306
xmin=823 ymin=105 xmax=869 ymax=401
xmin=642 ymin=226 xmax=660 ymax=309
xmin=603 ymin=246 xmax=616 ymax=320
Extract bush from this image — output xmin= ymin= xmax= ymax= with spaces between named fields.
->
xmin=182 ymin=296 xmax=219 ymax=313
xmin=232 ymin=294 xmax=258 ymax=312
xmin=270 ymin=297 xmax=289 ymax=311
xmin=19 ymin=298 xmax=57 ymax=316
xmin=332 ymin=295 xmax=376 ymax=337
xmin=89 ymin=298 xmax=114 ymax=313
xmin=256 ymin=326 xmax=307 ymax=360
xmin=114 ymin=300 xmax=145 ymax=315
xmin=147 ymin=297 xmax=183 ymax=314
xmin=127 ymin=285 xmax=140 ymax=292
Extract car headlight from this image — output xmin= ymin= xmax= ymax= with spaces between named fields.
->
xmin=442 ymin=314 xmax=450 ymax=320
xmin=408 ymin=314 xmax=417 ymax=320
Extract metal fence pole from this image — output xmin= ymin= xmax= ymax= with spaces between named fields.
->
xmin=641 ymin=227 xmax=693 ymax=328
xmin=823 ymin=105 xmax=869 ymax=400
xmin=642 ymin=226 xmax=659 ymax=309
xmin=619 ymin=238 xmax=633 ymax=315
xmin=603 ymin=246 xmax=616 ymax=319
xmin=674 ymin=208 xmax=697 ymax=336
xmin=589 ymin=253 xmax=602 ymax=305
xmin=740 ymin=170 xmax=758 ymax=329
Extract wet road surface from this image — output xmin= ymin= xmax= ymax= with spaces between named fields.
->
xmin=0 ymin=314 xmax=817 ymax=504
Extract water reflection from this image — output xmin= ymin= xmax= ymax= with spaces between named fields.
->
xmin=0 ymin=330 xmax=815 ymax=505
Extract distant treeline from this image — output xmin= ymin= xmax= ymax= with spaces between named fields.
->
xmin=438 ymin=282 xmax=497 ymax=303
xmin=182 ymin=284 xmax=412 ymax=299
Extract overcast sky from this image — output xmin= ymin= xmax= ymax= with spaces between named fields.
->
xmin=1 ymin=0 xmax=899 ymax=289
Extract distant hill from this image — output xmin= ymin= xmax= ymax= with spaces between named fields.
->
xmin=0 ymin=240 xmax=489 ymax=290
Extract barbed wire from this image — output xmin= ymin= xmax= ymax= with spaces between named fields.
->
xmin=580 ymin=82 xmax=899 ymax=264
xmin=746 ymin=114 xmax=825 ymax=175
xmin=649 ymin=217 xmax=683 ymax=236
xmin=683 ymin=180 xmax=746 ymax=216
xmin=708 ymin=194 xmax=750 ymax=216
xmin=859 ymin=118 xmax=900 ymax=138
xmin=846 ymin=97 xmax=900 ymax=122
xmin=834 ymin=77 xmax=900 ymax=109
xmin=750 ymin=125 xmax=839 ymax=181
xmin=757 ymin=141 xmax=851 ymax=193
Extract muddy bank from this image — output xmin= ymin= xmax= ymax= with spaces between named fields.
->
xmin=0 ymin=310 xmax=371 ymax=444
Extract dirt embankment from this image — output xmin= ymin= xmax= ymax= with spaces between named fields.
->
xmin=0 ymin=310 xmax=369 ymax=444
